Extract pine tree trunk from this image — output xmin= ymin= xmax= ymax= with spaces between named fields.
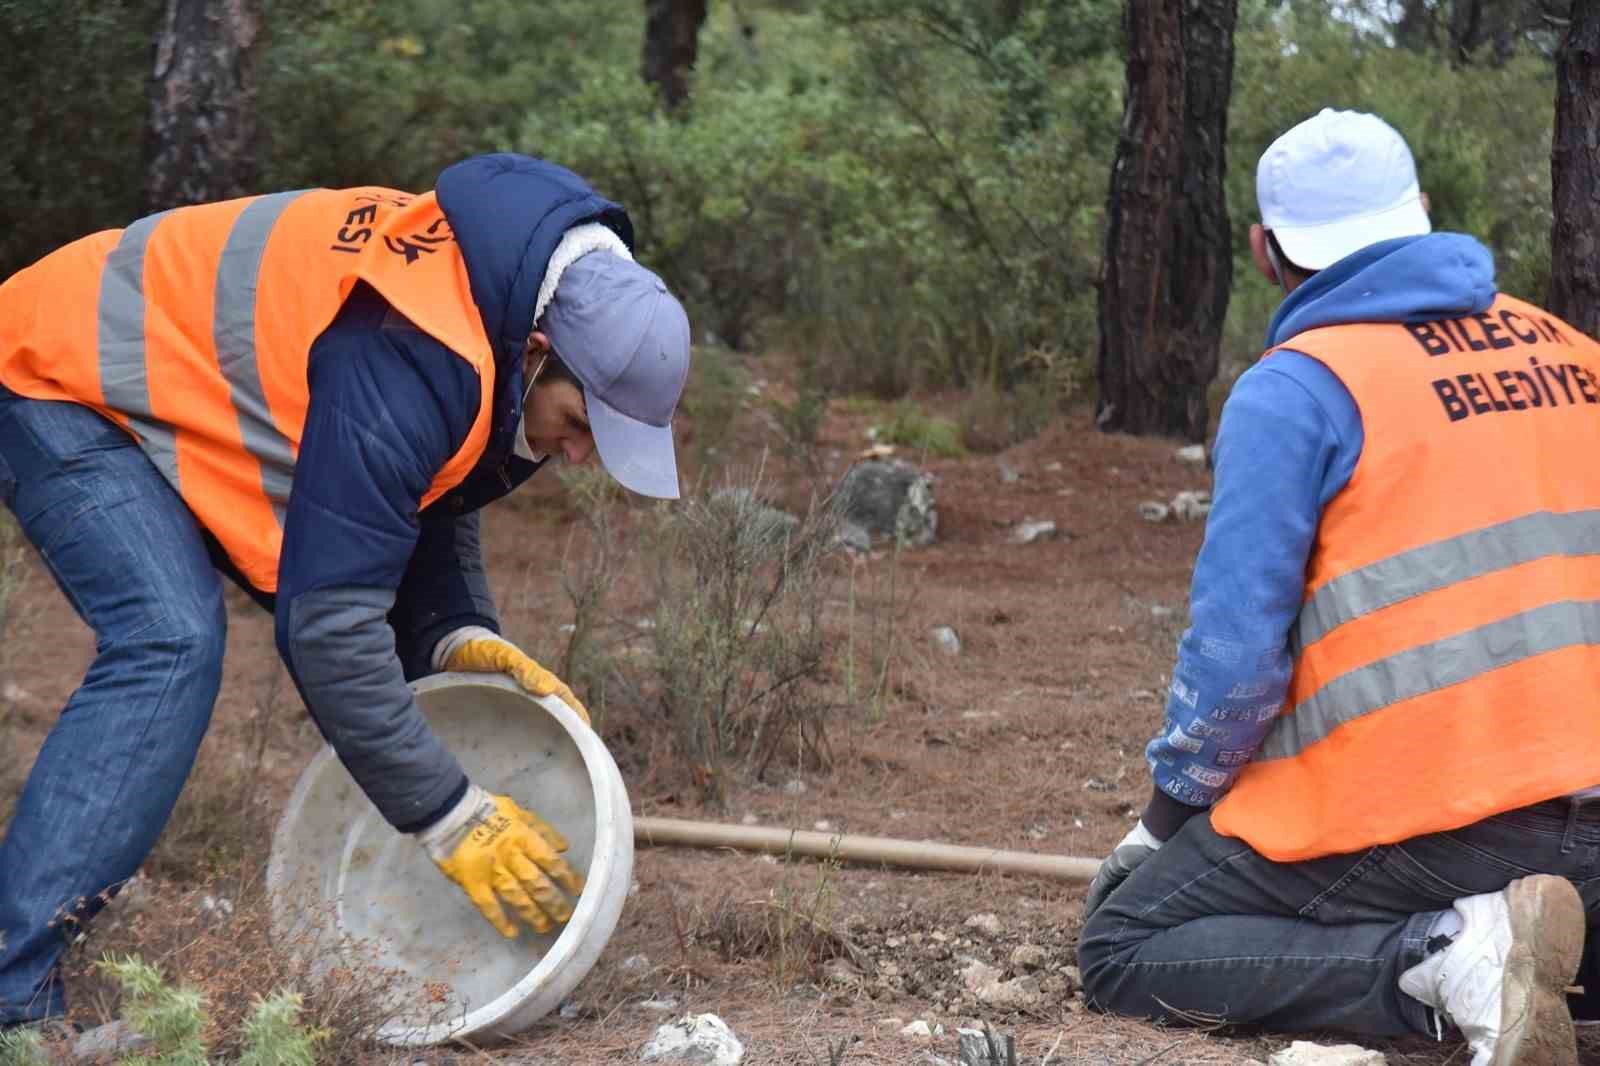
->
xmin=1551 ymin=0 xmax=1600 ymax=337
xmin=1096 ymin=0 xmax=1237 ymax=441
xmin=642 ymin=0 xmax=709 ymax=110
xmin=144 ymin=0 xmax=261 ymax=212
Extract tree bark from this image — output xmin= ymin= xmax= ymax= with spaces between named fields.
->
xmin=1551 ymin=0 xmax=1600 ymax=337
xmin=642 ymin=0 xmax=709 ymax=110
xmin=144 ymin=0 xmax=261 ymax=212
xmin=1096 ymin=0 xmax=1236 ymax=441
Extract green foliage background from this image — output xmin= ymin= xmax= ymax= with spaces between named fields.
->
xmin=0 ymin=0 xmax=1561 ymax=402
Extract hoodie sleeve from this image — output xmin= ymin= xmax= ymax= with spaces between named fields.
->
xmin=1142 ymin=352 xmax=1363 ymax=838
xmin=275 ymin=283 xmax=486 ymax=831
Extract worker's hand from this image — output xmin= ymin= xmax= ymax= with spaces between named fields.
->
xmin=446 ymin=636 xmax=590 ymax=725
xmin=418 ymin=785 xmax=586 ymax=938
xmin=1083 ymin=820 xmax=1163 ymax=921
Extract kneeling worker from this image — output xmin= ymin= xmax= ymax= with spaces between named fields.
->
xmin=1078 ymin=110 xmax=1600 ymax=1066
xmin=0 ymin=153 xmax=690 ymax=1028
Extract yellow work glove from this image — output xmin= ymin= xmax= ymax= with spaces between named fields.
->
xmin=444 ymin=635 xmax=590 ymax=725
xmin=417 ymin=785 xmax=587 ymax=938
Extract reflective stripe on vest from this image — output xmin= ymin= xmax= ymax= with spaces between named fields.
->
xmin=0 ymin=187 xmax=497 ymax=592
xmin=97 ymin=193 xmax=306 ymax=525
xmin=1211 ymin=294 xmax=1600 ymax=861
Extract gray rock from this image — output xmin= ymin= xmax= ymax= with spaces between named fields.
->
xmin=836 ymin=521 xmax=873 ymax=554
xmin=1267 ymin=1042 xmax=1387 ymax=1066
xmin=621 ymin=953 xmax=652 ymax=976
xmin=997 ymin=461 xmax=1020 ymax=484
xmin=641 ymin=1014 xmax=744 ymax=1064
xmin=636 ymin=996 xmax=680 ymax=1013
xmin=1150 ymin=604 xmax=1175 ymax=619
xmin=1009 ymin=944 xmax=1048 ymax=972
xmin=963 ymin=913 xmax=1002 ymax=937
xmin=1175 ymin=443 xmax=1207 ymax=465
xmin=1009 ymin=519 xmax=1057 ymax=544
xmin=782 ymin=778 xmax=808 ymax=796
xmin=976 ymin=974 xmax=1042 ymax=1010
xmin=930 ymin=625 xmax=962 ymax=656
xmin=961 ymin=960 xmax=1002 ymax=995
xmin=957 ymin=1028 xmax=1013 ymax=1066
xmin=900 ymin=1019 xmax=934 ymax=1038
xmin=71 ymin=1021 xmax=152 ymax=1062
xmin=837 ymin=460 xmax=938 ymax=548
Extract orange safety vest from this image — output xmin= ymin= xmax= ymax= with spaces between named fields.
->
xmin=1211 ymin=294 xmax=1600 ymax=861
xmin=0 ymin=188 xmax=496 ymax=593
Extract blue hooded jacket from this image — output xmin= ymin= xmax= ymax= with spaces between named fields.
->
xmin=1142 ymin=233 xmax=1498 ymax=838
xmin=267 ymin=155 xmax=631 ymax=832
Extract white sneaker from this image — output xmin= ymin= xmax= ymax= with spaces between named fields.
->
xmin=1398 ymin=875 xmax=1585 ymax=1066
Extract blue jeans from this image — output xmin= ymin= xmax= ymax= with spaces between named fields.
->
xmin=1078 ymin=803 xmax=1600 ymax=1035
xmin=0 ymin=387 xmax=226 ymax=1024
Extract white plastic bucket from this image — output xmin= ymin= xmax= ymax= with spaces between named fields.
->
xmin=266 ymin=673 xmax=633 ymax=1046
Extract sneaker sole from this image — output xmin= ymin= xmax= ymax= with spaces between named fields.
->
xmin=1493 ymin=874 xmax=1585 ymax=1066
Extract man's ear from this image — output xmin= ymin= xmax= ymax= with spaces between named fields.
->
xmin=1420 ymin=191 xmax=1431 ymax=217
xmin=1249 ymin=224 xmax=1279 ymax=285
xmin=525 ymin=330 xmax=552 ymax=356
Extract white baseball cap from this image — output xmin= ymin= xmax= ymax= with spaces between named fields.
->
xmin=1256 ymin=108 xmax=1431 ymax=271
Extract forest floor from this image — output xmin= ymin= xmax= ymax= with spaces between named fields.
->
xmin=3 ymin=351 xmax=1593 ymax=1066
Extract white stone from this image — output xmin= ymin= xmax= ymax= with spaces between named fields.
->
xmin=636 ymin=996 xmax=679 ymax=1013
xmin=641 ymin=1014 xmax=745 ymax=1065
xmin=930 ymin=625 xmax=962 ymax=655
xmin=1267 ymin=1042 xmax=1387 ymax=1066
xmin=976 ymin=975 xmax=1042 ymax=1009
xmin=621 ymin=954 xmax=651 ymax=975
xmin=1150 ymin=604 xmax=1174 ymax=619
xmin=961 ymin=960 xmax=1002 ymax=993
xmin=900 ymin=1020 xmax=934 ymax=1038
xmin=1137 ymin=501 xmax=1170 ymax=522
xmin=814 ymin=820 xmax=833 ymax=832
xmin=739 ymin=813 xmax=759 ymax=826
xmin=998 ymin=461 xmax=1020 ymax=484
xmin=963 ymin=913 xmax=1002 ymax=937
xmin=782 ymin=778 xmax=808 ymax=795
xmin=1175 ymin=443 xmax=1207 ymax=464
xmin=1171 ymin=490 xmax=1212 ymax=521
xmin=1043 ymin=461 xmax=1063 ymax=472
xmin=1010 ymin=519 xmax=1058 ymax=544
xmin=1009 ymin=944 xmax=1048 ymax=971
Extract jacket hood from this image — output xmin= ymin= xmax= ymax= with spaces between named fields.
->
xmin=433 ymin=154 xmax=633 ymax=471
xmin=1267 ymin=232 xmax=1497 ymax=348
xmin=435 ymin=154 xmax=634 ymax=369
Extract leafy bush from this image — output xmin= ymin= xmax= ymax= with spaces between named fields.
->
xmin=880 ymin=401 xmax=964 ymax=458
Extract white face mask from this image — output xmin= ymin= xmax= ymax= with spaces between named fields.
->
xmin=513 ymin=352 xmax=547 ymax=463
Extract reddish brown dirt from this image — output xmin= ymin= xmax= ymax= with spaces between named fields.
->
xmin=2 ymin=376 xmax=1592 ymax=1065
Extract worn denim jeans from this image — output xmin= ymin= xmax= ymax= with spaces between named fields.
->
xmin=0 ymin=387 xmax=226 ymax=1024
xmin=1078 ymin=802 xmax=1600 ymax=1036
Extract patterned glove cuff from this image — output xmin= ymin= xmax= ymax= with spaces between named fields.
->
xmin=415 ymin=783 xmax=494 ymax=859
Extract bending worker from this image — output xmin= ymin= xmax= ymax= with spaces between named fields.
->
xmin=1078 ymin=109 xmax=1600 ymax=1066
xmin=0 ymin=153 xmax=690 ymax=1028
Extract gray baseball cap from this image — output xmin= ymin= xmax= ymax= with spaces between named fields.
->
xmin=540 ymin=252 xmax=690 ymax=498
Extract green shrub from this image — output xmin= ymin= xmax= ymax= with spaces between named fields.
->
xmin=880 ymin=401 xmax=964 ymax=458
xmin=0 ymin=1026 xmax=46 ymax=1066
xmin=96 ymin=954 xmax=328 ymax=1066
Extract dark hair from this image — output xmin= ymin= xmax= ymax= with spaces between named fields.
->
xmin=1266 ymin=230 xmax=1314 ymax=279
xmin=540 ymin=352 xmax=582 ymax=389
